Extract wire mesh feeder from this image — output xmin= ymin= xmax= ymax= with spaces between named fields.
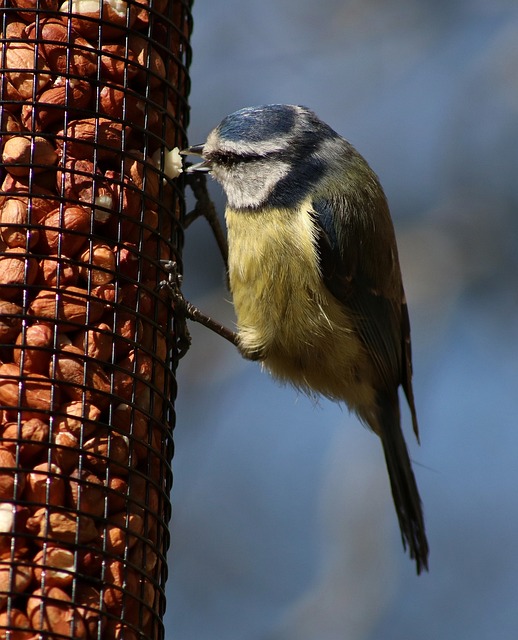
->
xmin=0 ymin=0 xmax=192 ymax=637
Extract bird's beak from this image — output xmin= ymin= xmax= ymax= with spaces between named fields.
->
xmin=180 ymin=144 xmax=212 ymax=174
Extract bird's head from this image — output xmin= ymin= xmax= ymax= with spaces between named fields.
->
xmin=182 ymin=104 xmax=343 ymax=210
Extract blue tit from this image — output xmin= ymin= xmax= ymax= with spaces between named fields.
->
xmin=184 ymin=104 xmax=429 ymax=573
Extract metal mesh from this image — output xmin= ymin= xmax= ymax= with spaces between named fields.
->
xmin=0 ymin=0 xmax=192 ymax=637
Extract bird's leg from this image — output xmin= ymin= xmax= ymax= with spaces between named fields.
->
xmin=160 ymin=261 xmax=265 ymax=362
xmin=160 ymin=260 xmax=241 ymax=356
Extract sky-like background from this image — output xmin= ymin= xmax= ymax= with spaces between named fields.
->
xmin=166 ymin=1 xmax=518 ymax=638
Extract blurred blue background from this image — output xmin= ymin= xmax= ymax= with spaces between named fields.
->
xmin=166 ymin=1 xmax=518 ymax=638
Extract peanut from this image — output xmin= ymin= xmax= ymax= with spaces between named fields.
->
xmin=35 ymin=206 xmax=91 ymax=257
xmin=27 ymin=586 xmax=88 ymax=638
xmin=0 ymin=363 xmax=60 ymax=417
xmin=13 ymin=324 xmax=54 ymax=374
xmin=56 ymin=118 xmax=125 ymax=161
xmin=1 ymin=136 xmax=58 ymax=176
xmin=32 ymin=546 xmax=75 ymax=589
xmin=25 ymin=463 xmax=65 ymax=507
xmin=24 ymin=18 xmax=97 ymax=77
xmin=29 ymin=286 xmax=105 ymax=330
xmin=0 ymin=248 xmax=38 ymax=299
xmin=0 ymin=197 xmax=40 ymax=249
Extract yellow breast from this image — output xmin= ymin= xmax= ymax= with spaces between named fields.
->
xmin=225 ymin=203 xmax=375 ymax=407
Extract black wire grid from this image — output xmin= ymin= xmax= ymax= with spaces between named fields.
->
xmin=0 ymin=0 xmax=192 ymax=637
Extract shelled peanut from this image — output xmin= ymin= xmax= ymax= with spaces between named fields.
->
xmin=0 ymin=1 xmax=189 ymax=637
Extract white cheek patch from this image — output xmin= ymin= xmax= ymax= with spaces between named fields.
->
xmin=214 ymin=160 xmax=291 ymax=209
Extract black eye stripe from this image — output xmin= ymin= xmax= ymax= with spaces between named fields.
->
xmin=209 ymin=152 xmax=264 ymax=166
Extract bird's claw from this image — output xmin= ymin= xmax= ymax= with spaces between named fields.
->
xmin=159 ymin=260 xmax=192 ymax=358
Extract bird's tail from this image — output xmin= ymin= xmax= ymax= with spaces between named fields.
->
xmin=378 ymin=402 xmax=429 ymax=574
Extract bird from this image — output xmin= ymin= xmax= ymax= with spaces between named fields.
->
xmin=182 ymin=104 xmax=429 ymax=573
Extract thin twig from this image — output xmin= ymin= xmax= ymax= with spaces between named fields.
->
xmin=184 ymin=172 xmax=229 ymax=269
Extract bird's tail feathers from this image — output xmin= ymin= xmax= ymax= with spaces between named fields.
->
xmin=379 ymin=401 xmax=429 ymax=574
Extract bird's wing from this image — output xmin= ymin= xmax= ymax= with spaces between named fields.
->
xmin=312 ymin=193 xmax=418 ymax=434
